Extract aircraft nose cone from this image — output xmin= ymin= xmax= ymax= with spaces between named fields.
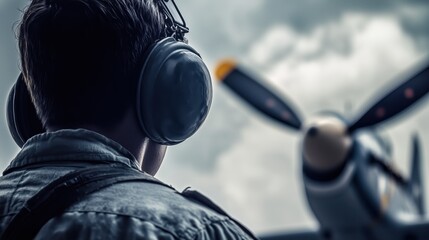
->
xmin=303 ymin=117 xmax=352 ymax=172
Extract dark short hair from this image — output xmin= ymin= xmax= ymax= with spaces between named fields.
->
xmin=19 ymin=0 xmax=165 ymax=128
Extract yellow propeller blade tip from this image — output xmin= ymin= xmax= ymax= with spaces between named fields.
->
xmin=215 ymin=59 xmax=236 ymax=81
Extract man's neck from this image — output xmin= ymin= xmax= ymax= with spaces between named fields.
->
xmin=46 ymin=108 xmax=166 ymax=175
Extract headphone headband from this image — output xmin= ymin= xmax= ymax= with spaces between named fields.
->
xmin=158 ymin=0 xmax=189 ymax=42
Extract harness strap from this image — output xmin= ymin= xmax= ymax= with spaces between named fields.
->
xmin=182 ymin=189 xmax=258 ymax=239
xmin=1 ymin=164 xmax=172 ymax=240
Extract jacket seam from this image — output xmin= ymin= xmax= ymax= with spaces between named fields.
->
xmin=5 ymin=170 xmax=27 ymax=212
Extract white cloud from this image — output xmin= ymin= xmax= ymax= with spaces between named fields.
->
xmin=221 ymin=0 xmax=264 ymax=46
xmin=246 ymin=13 xmax=424 ymax=115
xmin=247 ymin=25 xmax=296 ymax=66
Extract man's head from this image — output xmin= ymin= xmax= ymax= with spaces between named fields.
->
xmin=19 ymin=0 xmax=165 ymax=129
xmin=13 ymin=0 xmax=212 ymax=174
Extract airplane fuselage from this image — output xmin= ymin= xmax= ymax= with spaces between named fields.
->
xmin=302 ymin=116 xmax=421 ymax=240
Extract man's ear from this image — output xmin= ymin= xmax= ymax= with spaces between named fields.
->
xmin=141 ymin=139 xmax=167 ymax=176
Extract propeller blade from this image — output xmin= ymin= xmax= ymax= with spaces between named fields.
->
xmin=349 ymin=60 xmax=429 ymax=132
xmin=215 ymin=60 xmax=302 ymax=130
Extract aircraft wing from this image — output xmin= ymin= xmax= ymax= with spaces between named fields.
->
xmin=259 ymin=229 xmax=323 ymax=240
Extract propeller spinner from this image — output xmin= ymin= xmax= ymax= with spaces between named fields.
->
xmin=303 ymin=117 xmax=352 ymax=172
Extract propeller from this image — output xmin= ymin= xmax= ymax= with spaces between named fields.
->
xmin=215 ymin=59 xmax=429 ymax=134
xmin=215 ymin=58 xmax=429 ymax=176
xmin=215 ymin=60 xmax=302 ymax=130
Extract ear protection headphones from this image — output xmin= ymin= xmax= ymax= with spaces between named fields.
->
xmin=6 ymin=0 xmax=212 ymax=147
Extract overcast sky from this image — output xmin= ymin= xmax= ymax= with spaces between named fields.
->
xmin=1 ymin=0 xmax=429 ymax=235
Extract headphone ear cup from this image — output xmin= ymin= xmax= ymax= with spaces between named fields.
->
xmin=137 ymin=37 xmax=212 ymax=145
xmin=6 ymin=74 xmax=45 ymax=147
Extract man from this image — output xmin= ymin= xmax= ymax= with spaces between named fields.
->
xmin=0 ymin=0 xmax=257 ymax=239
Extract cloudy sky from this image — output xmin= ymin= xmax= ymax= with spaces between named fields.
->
xmin=1 ymin=0 xmax=429 ymax=236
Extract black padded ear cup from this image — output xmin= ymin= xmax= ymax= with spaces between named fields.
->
xmin=6 ymin=74 xmax=45 ymax=147
xmin=137 ymin=37 xmax=212 ymax=145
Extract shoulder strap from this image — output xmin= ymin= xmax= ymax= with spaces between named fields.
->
xmin=181 ymin=188 xmax=258 ymax=239
xmin=1 ymin=164 xmax=172 ymax=240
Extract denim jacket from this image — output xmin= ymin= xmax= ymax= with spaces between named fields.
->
xmin=0 ymin=129 xmax=256 ymax=239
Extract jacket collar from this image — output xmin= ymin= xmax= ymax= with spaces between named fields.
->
xmin=4 ymin=129 xmax=140 ymax=175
